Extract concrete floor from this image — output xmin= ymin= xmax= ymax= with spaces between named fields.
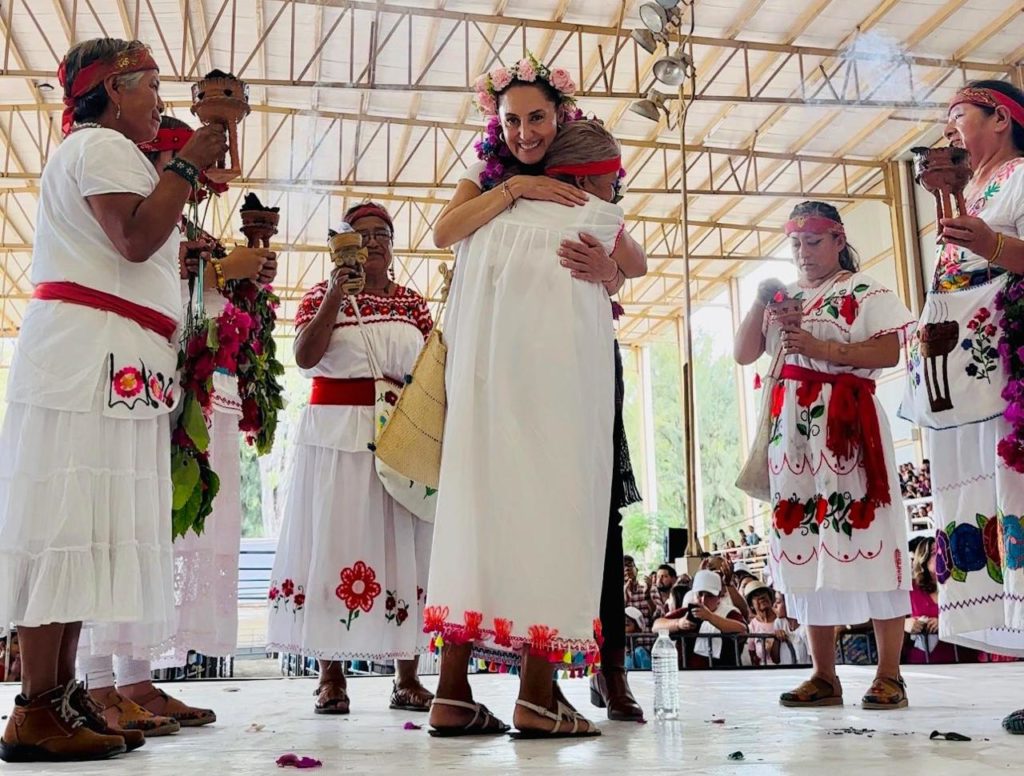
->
xmin=1 ymin=664 xmax=1021 ymax=775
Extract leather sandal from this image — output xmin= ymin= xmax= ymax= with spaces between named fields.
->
xmin=427 ymin=698 xmax=510 ymax=737
xmin=861 ymin=675 xmax=908 ymax=710
xmin=1002 ymin=708 xmax=1024 ymax=734
xmin=511 ymin=699 xmax=601 ymax=739
xmin=779 ymin=675 xmax=843 ymax=708
xmin=314 ymin=683 xmax=350 ymax=715
xmin=389 ymin=682 xmax=434 ymax=712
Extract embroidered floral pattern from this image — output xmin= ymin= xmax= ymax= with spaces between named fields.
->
xmin=294 ymin=284 xmax=433 ymax=339
xmin=384 ymin=589 xmax=411 ymax=627
xmin=107 ymin=355 xmax=175 ymax=411
xmin=335 ymin=561 xmax=382 ymax=630
xmin=960 ymin=307 xmax=999 ymax=382
xmin=1002 ymin=514 xmax=1024 ymax=571
xmin=269 ymin=578 xmax=305 ymax=614
xmin=939 ymin=516 xmax=1002 ymax=584
xmin=772 ymin=491 xmax=876 ymax=538
xmin=113 ymin=366 xmax=144 ymax=398
xmin=810 ymin=283 xmax=870 ymax=325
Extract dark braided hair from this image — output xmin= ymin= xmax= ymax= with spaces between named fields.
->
xmin=787 ymin=200 xmax=860 ymax=272
xmin=964 ymin=79 xmax=1024 ymax=153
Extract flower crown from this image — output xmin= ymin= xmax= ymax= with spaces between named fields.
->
xmin=474 ymin=53 xmax=577 ymax=117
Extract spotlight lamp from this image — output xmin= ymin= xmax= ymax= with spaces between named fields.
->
xmin=629 ymin=89 xmax=671 ymax=123
xmin=653 ymin=47 xmax=696 ymax=87
xmin=631 ymin=28 xmax=660 ymax=55
xmin=639 ymin=0 xmax=682 ymax=34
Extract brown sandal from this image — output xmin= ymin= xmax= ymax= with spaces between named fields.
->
xmin=389 ymin=682 xmax=434 ymax=712
xmin=314 ymin=683 xmax=350 ymax=715
xmin=779 ymin=675 xmax=843 ymax=708
xmin=861 ymin=675 xmax=908 ymax=710
xmin=133 ymin=687 xmax=216 ymax=728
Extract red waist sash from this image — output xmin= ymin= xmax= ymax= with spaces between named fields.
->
xmin=779 ymin=364 xmax=890 ymax=507
xmin=33 ymin=281 xmax=177 ymax=343
xmin=310 ymin=377 xmax=376 ymax=406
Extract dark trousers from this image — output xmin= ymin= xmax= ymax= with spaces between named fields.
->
xmin=599 ymin=503 xmax=626 ymax=654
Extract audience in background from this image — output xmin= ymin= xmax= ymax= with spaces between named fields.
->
xmin=654 ymin=570 xmax=747 ymax=668
xmin=648 ymin=564 xmax=678 ymax=619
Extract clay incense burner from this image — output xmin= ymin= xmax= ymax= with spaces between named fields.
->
xmin=768 ymin=296 xmax=803 ymax=329
xmin=191 ymin=70 xmax=251 ymax=183
xmin=920 ymin=320 xmax=960 ymax=413
xmin=239 ymin=193 xmax=280 ymax=249
xmin=911 ymin=146 xmax=972 ymax=233
xmin=328 ymin=224 xmax=368 ymax=295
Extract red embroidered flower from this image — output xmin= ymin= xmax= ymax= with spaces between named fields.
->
xmin=986 ymin=323 xmax=998 ymax=337
xmin=268 ymin=586 xmax=280 ymax=601
xmin=493 ymin=618 xmax=513 ymax=647
xmin=386 ymin=593 xmax=397 ymax=611
xmin=796 ymin=380 xmax=823 ymax=408
xmin=396 ymin=608 xmax=409 ymax=626
xmin=423 ymin=605 xmax=450 ymax=633
xmin=335 ymin=561 xmax=382 ymax=614
xmin=815 ymin=497 xmax=828 ymax=526
xmin=978 ymin=307 xmax=991 ymax=322
xmin=148 ymin=375 xmax=164 ymax=401
xmin=281 ymin=579 xmax=295 ymax=598
xmin=983 ymin=515 xmax=1002 ymax=566
xmin=848 ymin=500 xmax=876 ymax=531
xmin=113 ymin=366 xmax=144 ymax=398
xmin=839 ymin=294 xmax=858 ymax=325
xmin=770 ymin=383 xmax=786 ymax=418
xmin=967 ymin=318 xmax=979 ymax=331
xmin=773 ymin=499 xmax=804 ymax=535
xmin=528 ymin=624 xmax=560 ymax=653
xmin=463 ymin=610 xmax=484 ymax=641
xmin=384 ymin=390 xmax=399 ymax=406
xmin=417 ymin=586 xmax=424 ymax=601
xmin=293 ymin=593 xmax=306 ymax=608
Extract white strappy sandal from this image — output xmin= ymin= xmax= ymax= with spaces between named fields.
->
xmin=510 ymin=699 xmax=602 ymax=739
xmin=427 ymin=697 xmax=511 ymax=738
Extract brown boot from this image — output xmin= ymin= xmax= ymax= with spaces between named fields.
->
xmin=70 ymin=683 xmax=145 ymax=752
xmin=0 ymin=684 xmax=127 ymax=762
xmin=589 ymin=647 xmax=644 ymax=722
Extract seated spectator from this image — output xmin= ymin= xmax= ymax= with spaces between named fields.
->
xmin=905 ymin=537 xmax=978 ymax=664
xmin=654 ymin=570 xmax=746 ymax=668
xmin=773 ymin=592 xmax=810 ymax=665
xmin=623 ymin=555 xmax=651 ymax=624
xmin=746 ymin=582 xmax=780 ymax=665
xmin=746 ymin=524 xmax=762 ymax=546
xmin=624 ymin=606 xmax=651 ymax=670
xmin=648 ymin=564 xmax=677 ymax=619
xmin=738 ymin=529 xmax=747 ymax=547
xmin=670 ymin=579 xmax=691 ymax=610
xmin=705 ymin=556 xmax=750 ymax=621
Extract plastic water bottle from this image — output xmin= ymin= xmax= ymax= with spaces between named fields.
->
xmin=652 ymin=628 xmax=679 ymax=720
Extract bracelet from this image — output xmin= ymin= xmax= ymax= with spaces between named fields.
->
xmin=211 ymin=258 xmax=227 ymax=291
xmin=989 ymin=231 xmax=1006 ymax=266
xmin=164 ymin=156 xmax=200 ymax=189
xmin=501 ymin=181 xmax=515 ymax=210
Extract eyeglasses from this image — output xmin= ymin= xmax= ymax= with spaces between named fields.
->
xmin=356 ymin=229 xmax=392 ymax=246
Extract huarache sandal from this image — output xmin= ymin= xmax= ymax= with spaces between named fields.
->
xmin=427 ymin=698 xmax=510 ymax=737
xmin=861 ymin=675 xmax=908 ymax=710
xmin=510 ymin=699 xmax=601 ymax=739
xmin=313 ymin=683 xmax=350 ymax=715
xmin=1002 ymin=708 xmax=1024 ymax=734
xmin=779 ymin=675 xmax=844 ymax=708
xmin=389 ymin=682 xmax=434 ymax=712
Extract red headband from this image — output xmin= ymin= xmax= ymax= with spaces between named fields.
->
xmin=58 ymin=47 xmax=159 ymax=136
xmin=344 ymin=203 xmax=394 ymax=234
xmin=545 ymin=157 xmax=622 ymax=177
xmin=785 ymin=215 xmax=846 ymax=237
xmin=949 ymin=87 xmax=1024 ymax=128
xmin=138 ymin=125 xmax=194 ymax=153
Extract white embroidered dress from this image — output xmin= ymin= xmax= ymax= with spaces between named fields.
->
xmin=900 ymin=157 xmax=1024 ymax=654
xmin=425 ymin=192 xmax=621 ymax=665
xmin=766 ymin=272 xmax=915 ymax=626
xmin=0 ymin=127 xmax=179 ymax=633
xmin=266 ymin=286 xmax=433 ymax=660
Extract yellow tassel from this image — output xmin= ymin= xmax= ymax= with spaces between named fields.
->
xmin=562 ymin=651 xmax=572 ymax=664
xmin=435 ymin=636 xmax=444 ymax=649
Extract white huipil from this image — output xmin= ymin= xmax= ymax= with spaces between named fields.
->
xmin=267 ymin=286 xmax=434 ymax=659
xmin=424 ymin=188 xmax=622 ymax=666
xmin=0 ymin=127 xmax=179 ymax=635
xmin=900 ymin=157 xmax=1024 ymax=655
xmin=766 ymin=272 xmax=915 ymax=626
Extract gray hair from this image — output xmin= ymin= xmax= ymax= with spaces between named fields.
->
xmin=62 ymin=38 xmax=153 ymax=125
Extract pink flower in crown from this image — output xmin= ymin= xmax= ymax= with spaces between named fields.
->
xmin=474 ymin=73 xmax=489 ymax=93
xmin=476 ymin=91 xmax=497 ymax=115
xmin=516 ymin=58 xmax=537 ymax=83
xmin=490 ymin=66 xmax=513 ymax=92
xmin=549 ymin=67 xmax=575 ymax=95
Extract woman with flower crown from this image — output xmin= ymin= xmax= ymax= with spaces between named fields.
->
xmin=424 ymin=57 xmax=644 ymax=738
xmin=735 ymin=200 xmax=915 ymax=711
xmin=899 ymin=80 xmax=1024 ymax=734
xmin=434 ymin=55 xmax=649 ymax=728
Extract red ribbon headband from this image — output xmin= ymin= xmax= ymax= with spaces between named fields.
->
xmin=58 ymin=47 xmax=159 ymax=136
xmin=784 ymin=215 xmax=846 ymax=237
xmin=545 ymin=157 xmax=622 ymax=177
xmin=137 ymin=125 xmax=194 ymax=153
xmin=949 ymin=87 xmax=1024 ymax=128
xmin=344 ymin=203 xmax=394 ymax=234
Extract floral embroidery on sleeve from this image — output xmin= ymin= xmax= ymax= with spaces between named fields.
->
xmin=294 ymin=281 xmax=328 ymax=330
